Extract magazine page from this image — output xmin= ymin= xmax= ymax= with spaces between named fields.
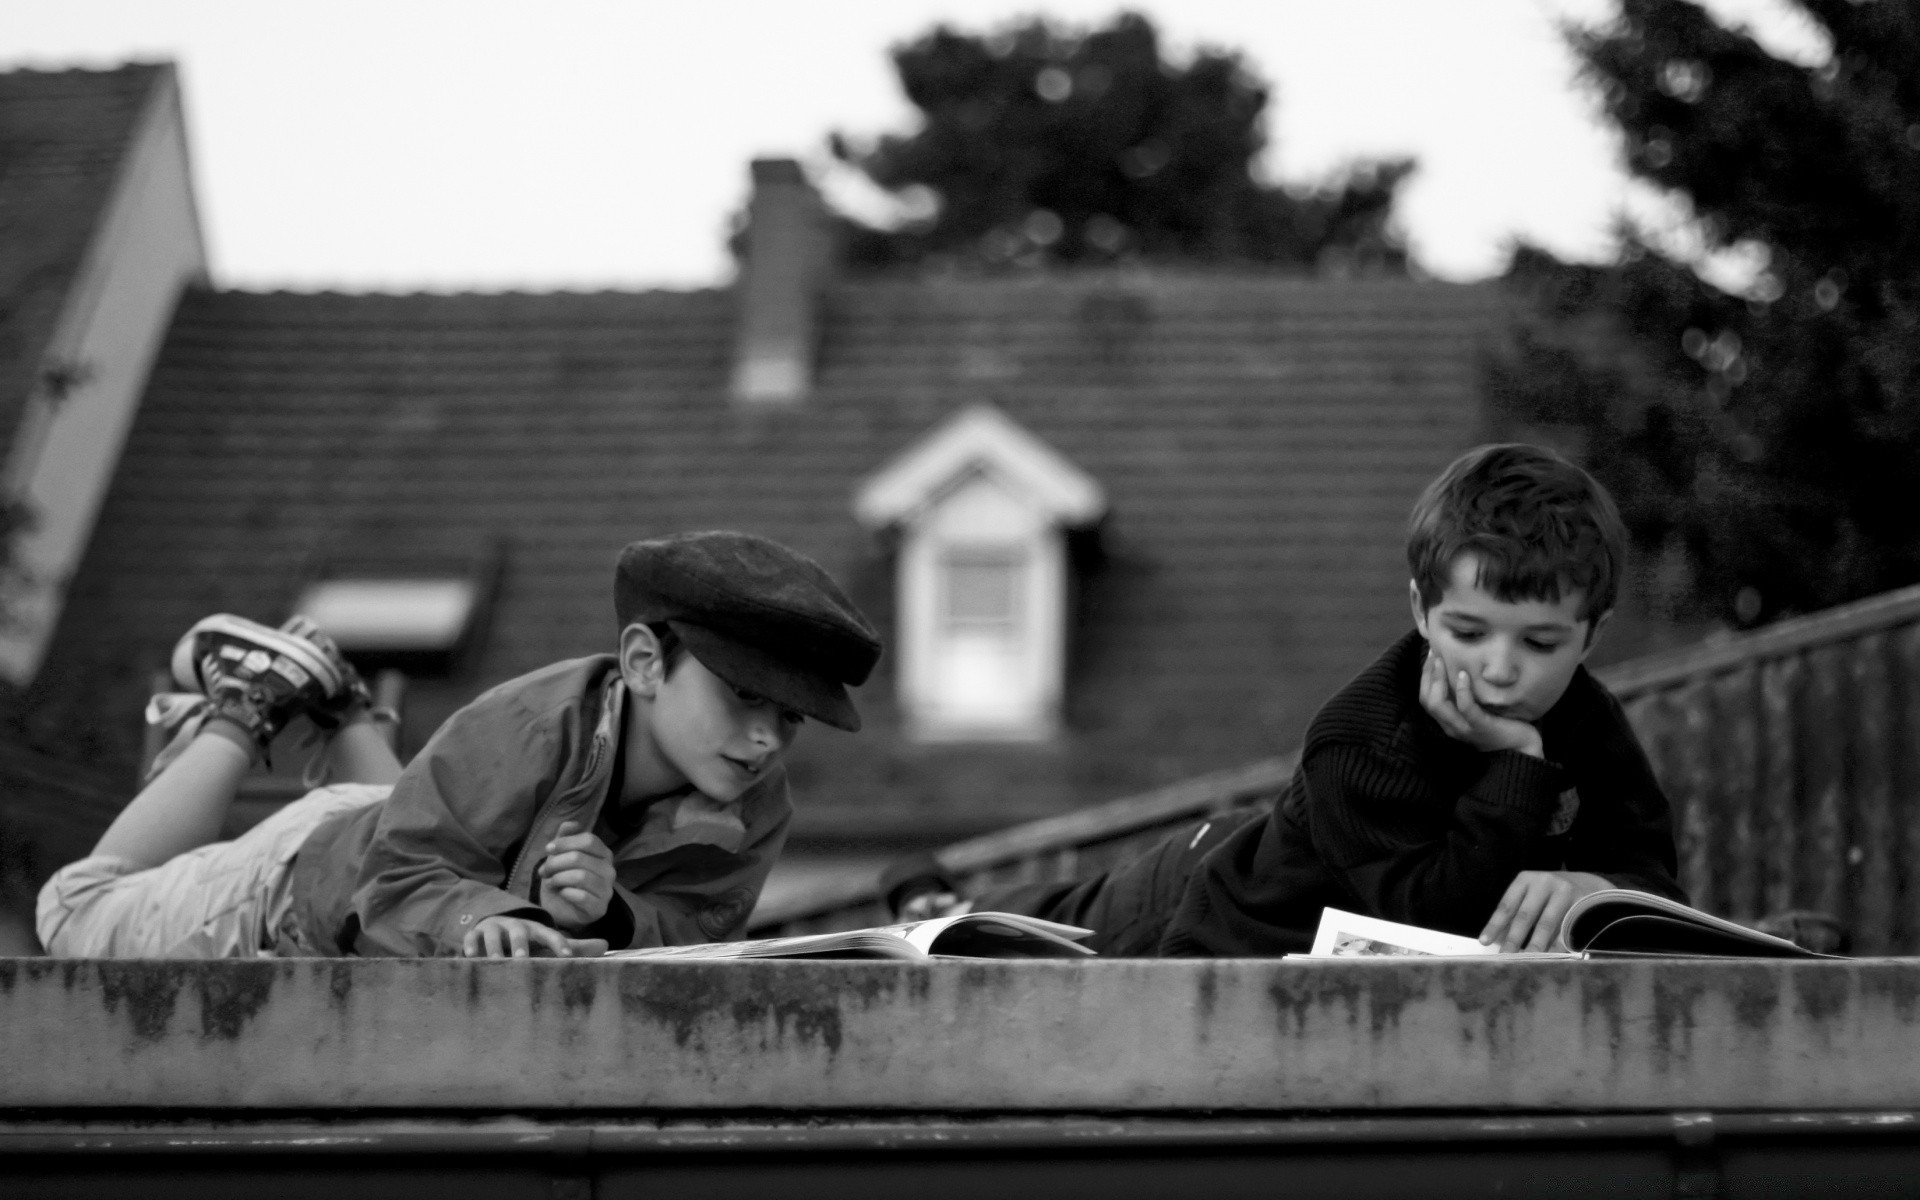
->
xmin=1306 ymin=907 xmax=1498 ymax=957
xmin=1561 ymin=889 xmax=1834 ymax=958
xmin=889 ymin=912 xmax=1097 ymax=958
xmin=605 ymin=930 xmax=917 ymax=961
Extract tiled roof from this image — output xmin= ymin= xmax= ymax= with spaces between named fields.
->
xmin=29 ymin=273 xmax=1502 ymax=845
xmin=0 ymin=63 xmax=165 ymax=449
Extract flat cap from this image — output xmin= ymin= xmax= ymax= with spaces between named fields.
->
xmin=615 ymin=531 xmax=881 ymax=731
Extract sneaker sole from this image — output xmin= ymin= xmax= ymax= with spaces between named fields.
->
xmin=170 ymin=613 xmax=345 ymax=698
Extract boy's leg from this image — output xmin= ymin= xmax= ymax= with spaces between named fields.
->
xmin=275 ymin=616 xmax=401 ymax=786
xmin=86 ymin=709 xmax=397 ymax=867
xmin=40 ymin=779 xmax=388 ymax=958
xmin=974 ymin=811 xmax=1258 ymax=955
xmin=320 ymin=718 xmax=403 ymax=786
xmin=39 ymin=614 xmax=358 ymax=954
xmin=90 ymin=615 xmax=353 ymax=866
xmin=92 ymin=731 xmax=252 ymax=868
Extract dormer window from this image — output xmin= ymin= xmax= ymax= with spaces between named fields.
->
xmin=855 ymin=404 xmax=1105 ymax=741
xmin=292 ymin=578 xmax=476 ymax=655
xmin=290 ymin=537 xmax=502 ymax=678
xmin=944 ymin=546 xmax=1024 ymax=633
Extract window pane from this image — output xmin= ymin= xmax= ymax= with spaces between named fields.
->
xmin=942 ymin=550 xmax=1024 ymax=630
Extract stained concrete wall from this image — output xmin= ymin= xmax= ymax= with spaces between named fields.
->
xmin=4 ymin=957 xmax=1920 ymax=1111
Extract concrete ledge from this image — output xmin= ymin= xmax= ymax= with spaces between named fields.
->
xmin=4 ymin=1111 xmax=1920 ymax=1153
xmin=4 ymin=957 xmax=1920 ymax=1110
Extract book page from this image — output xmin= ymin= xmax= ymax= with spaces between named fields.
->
xmin=1307 ymin=907 xmax=1495 ymax=957
xmin=605 ymin=930 xmax=914 ymax=960
xmin=890 ymin=912 xmax=1096 ymax=957
xmin=603 ymin=913 xmax=1095 ymax=961
xmin=1561 ymin=889 xmax=1827 ymax=957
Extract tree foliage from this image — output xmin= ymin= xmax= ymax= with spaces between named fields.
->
xmin=1490 ymin=0 xmax=1920 ymax=626
xmin=830 ymin=12 xmax=1414 ymax=273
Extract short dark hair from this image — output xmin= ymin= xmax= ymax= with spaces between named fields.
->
xmin=1407 ymin=443 xmax=1626 ymax=624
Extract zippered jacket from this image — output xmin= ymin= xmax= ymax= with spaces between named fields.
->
xmin=285 ymin=655 xmax=791 ymax=956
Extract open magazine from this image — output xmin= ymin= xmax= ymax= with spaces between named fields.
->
xmin=1559 ymin=888 xmax=1839 ymax=959
xmin=605 ymin=912 xmax=1098 ymax=961
xmin=1305 ymin=889 xmax=1839 ymax=960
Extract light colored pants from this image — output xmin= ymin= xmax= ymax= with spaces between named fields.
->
xmin=36 ymin=783 xmax=388 ymax=958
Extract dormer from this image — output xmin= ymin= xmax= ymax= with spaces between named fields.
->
xmin=855 ymin=404 xmax=1105 ymax=742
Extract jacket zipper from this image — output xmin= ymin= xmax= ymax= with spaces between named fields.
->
xmin=503 ymin=676 xmax=622 ymax=897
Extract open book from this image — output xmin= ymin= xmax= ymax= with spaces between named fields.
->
xmin=605 ymin=912 xmax=1097 ymax=961
xmin=1306 ymin=889 xmax=1839 ymax=959
xmin=1558 ymin=888 xmax=1840 ymax=959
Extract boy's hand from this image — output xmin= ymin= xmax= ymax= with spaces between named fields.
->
xmin=463 ymin=915 xmax=608 ymax=959
xmin=1480 ymin=870 xmax=1610 ymax=952
xmin=537 ymin=821 xmax=617 ymax=931
xmin=1420 ymin=650 xmax=1544 ymax=758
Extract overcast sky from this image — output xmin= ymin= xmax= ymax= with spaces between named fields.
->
xmin=4 ymin=0 xmax=1826 ymax=292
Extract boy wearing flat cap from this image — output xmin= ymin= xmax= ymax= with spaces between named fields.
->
xmin=37 ymin=531 xmax=880 ymax=959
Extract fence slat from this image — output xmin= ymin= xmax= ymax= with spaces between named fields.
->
xmin=1801 ymin=644 xmax=1852 ymax=925
xmin=1896 ymin=624 xmax=1920 ymax=951
xmin=1711 ymin=664 xmax=1762 ymax=923
xmin=1758 ymin=654 xmax=1803 ymax=920
xmin=1669 ymin=681 xmax=1717 ymax=909
xmin=1846 ymin=634 xmax=1897 ymax=954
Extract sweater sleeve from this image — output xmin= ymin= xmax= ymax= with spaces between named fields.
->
xmin=1309 ymin=740 xmax=1572 ymax=937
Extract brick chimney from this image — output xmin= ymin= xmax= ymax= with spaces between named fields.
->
xmin=730 ymin=158 xmax=832 ymax=406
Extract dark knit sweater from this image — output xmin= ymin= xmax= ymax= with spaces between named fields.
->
xmin=1158 ymin=629 xmax=1686 ymax=956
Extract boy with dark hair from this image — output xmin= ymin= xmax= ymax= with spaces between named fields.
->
xmin=890 ymin=443 xmax=1685 ymax=956
xmin=39 ymin=531 xmax=881 ymax=959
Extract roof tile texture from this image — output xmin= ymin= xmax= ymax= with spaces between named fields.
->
xmin=32 ymin=273 xmax=1500 ymax=844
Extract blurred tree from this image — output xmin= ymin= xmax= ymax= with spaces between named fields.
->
xmin=827 ymin=12 xmax=1415 ymax=273
xmin=1489 ymin=0 xmax=1920 ymax=627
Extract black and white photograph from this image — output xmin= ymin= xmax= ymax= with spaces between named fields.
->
xmin=0 ymin=1 xmax=1915 ymax=1195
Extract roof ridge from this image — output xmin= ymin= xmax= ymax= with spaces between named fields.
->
xmin=0 ymin=60 xmax=171 ymax=80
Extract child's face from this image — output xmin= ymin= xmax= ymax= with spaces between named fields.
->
xmin=645 ymin=654 xmax=804 ymax=803
xmin=1411 ymin=553 xmax=1604 ymax=724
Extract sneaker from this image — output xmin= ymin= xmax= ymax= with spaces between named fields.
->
xmin=276 ymin=614 xmax=374 ymax=731
xmin=168 ymin=614 xmax=347 ymax=759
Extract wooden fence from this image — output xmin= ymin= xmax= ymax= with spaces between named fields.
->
xmin=755 ymin=582 xmax=1920 ymax=949
xmin=1604 ymin=583 xmax=1920 ymax=955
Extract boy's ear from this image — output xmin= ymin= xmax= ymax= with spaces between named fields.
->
xmin=618 ymin=623 xmax=667 ymax=696
xmin=1580 ymin=608 xmax=1614 ymax=658
xmin=1408 ymin=579 xmax=1431 ymax=638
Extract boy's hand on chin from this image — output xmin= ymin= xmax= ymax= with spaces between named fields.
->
xmin=1480 ymin=870 xmax=1610 ymax=952
xmin=1419 ymin=651 xmax=1544 ymax=759
xmin=463 ymin=914 xmax=608 ymax=959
